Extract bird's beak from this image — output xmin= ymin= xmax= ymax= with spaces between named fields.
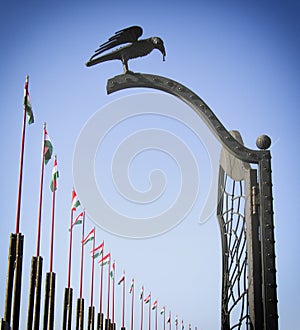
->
xmin=159 ymin=45 xmax=166 ymax=62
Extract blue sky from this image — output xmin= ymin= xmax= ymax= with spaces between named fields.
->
xmin=0 ymin=1 xmax=299 ymax=329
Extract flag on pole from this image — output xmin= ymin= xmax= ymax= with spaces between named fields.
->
xmin=140 ymin=286 xmax=144 ymax=300
xmin=160 ymin=306 xmax=165 ymax=315
xmin=129 ymin=278 xmax=134 ymax=294
xmin=71 ymin=188 xmax=80 ymax=211
xmin=44 ymin=129 xmax=53 ymax=165
xmin=144 ymin=293 xmax=151 ymax=304
xmin=50 ymin=156 xmax=59 ymax=191
xmin=91 ymin=241 xmax=104 ymax=259
xmin=152 ymin=300 xmax=157 ymax=310
xmin=70 ymin=211 xmax=84 ymax=229
xmin=98 ymin=252 xmax=110 ymax=266
xmin=82 ymin=228 xmax=95 ymax=245
xmin=175 ymin=316 xmax=178 ymax=326
xmin=181 ymin=320 xmax=184 ymax=330
xmin=118 ymin=273 xmax=125 ymax=285
xmin=110 ymin=262 xmax=115 ymax=279
xmin=24 ymin=76 xmax=34 ymax=124
xmin=167 ymin=315 xmax=171 ymax=324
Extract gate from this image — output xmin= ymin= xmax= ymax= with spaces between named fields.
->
xmin=106 ymin=73 xmax=278 ymax=329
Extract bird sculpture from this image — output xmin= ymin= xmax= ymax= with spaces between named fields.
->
xmin=86 ymin=26 xmax=166 ymax=73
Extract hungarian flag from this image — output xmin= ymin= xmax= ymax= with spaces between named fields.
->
xmin=181 ymin=320 xmax=184 ymax=330
xmin=91 ymin=241 xmax=104 ymax=259
xmin=110 ymin=262 xmax=115 ymax=279
xmin=50 ymin=156 xmax=59 ymax=192
xmin=118 ymin=273 xmax=125 ymax=285
xmin=44 ymin=128 xmax=53 ymax=165
xmin=129 ymin=278 xmax=134 ymax=294
xmin=175 ymin=316 xmax=178 ymax=326
xmin=139 ymin=286 xmax=144 ymax=300
xmin=167 ymin=315 xmax=171 ymax=324
xmin=71 ymin=189 xmax=80 ymax=211
xmin=70 ymin=211 xmax=84 ymax=229
xmin=24 ymin=76 xmax=34 ymax=124
xmin=160 ymin=306 xmax=165 ymax=315
xmin=98 ymin=252 xmax=110 ymax=266
xmin=144 ymin=293 xmax=151 ymax=304
xmin=152 ymin=300 xmax=157 ymax=310
xmin=82 ymin=228 xmax=95 ymax=245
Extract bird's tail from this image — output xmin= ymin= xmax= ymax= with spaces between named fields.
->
xmin=86 ymin=52 xmax=117 ymax=67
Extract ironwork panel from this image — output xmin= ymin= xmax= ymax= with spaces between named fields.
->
xmin=105 ymin=72 xmax=278 ymax=329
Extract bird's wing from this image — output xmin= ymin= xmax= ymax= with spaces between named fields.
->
xmin=90 ymin=26 xmax=143 ymax=60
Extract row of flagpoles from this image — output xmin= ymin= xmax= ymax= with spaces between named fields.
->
xmin=0 ymin=76 xmax=197 ymax=330
xmin=66 ymin=194 xmax=195 ymax=330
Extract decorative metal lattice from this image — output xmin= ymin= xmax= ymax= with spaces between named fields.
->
xmin=218 ymin=168 xmax=250 ymax=329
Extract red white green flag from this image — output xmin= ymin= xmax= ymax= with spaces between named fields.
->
xmin=24 ymin=76 xmax=34 ymax=125
xmin=110 ymin=262 xmax=115 ymax=279
xmin=144 ymin=293 xmax=151 ymax=304
xmin=167 ymin=314 xmax=171 ymax=324
xmin=139 ymin=286 xmax=144 ymax=300
xmin=175 ymin=316 xmax=178 ymax=326
xmin=152 ymin=300 xmax=157 ymax=310
xmin=129 ymin=278 xmax=134 ymax=294
xmin=71 ymin=189 xmax=80 ymax=211
xmin=98 ymin=252 xmax=110 ymax=266
xmin=91 ymin=241 xmax=104 ymax=259
xmin=50 ymin=156 xmax=59 ymax=192
xmin=160 ymin=306 xmax=165 ymax=315
xmin=82 ymin=228 xmax=95 ymax=245
xmin=181 ymin=320 xmax=184 ymax=330
xmin=44 ymin=128 xmax=53 ymax=165
xmin=118 ymin=273 xmax=125 ymax=285
xmin=70 ymin=211 xmax=84 ymax=229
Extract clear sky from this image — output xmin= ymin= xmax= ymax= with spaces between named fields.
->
xmin=0 ymin=0 xmax=299 ymax=329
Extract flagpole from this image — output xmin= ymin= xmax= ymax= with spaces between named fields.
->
xmin=43 ymin=155 xmax=58 ymax=330
xmin=77 ymin=211 xmax=85 ymax=330
xmin=90 ymin=229 xmax=95 ymax=309
xmin=67 ymin=208 xmax=73 ymax=289
xmin=87 ymin=228 xmax=96 ymax=330
xmin=97 ymin=247 xmax=106 ymax=330
xmin=63 ymin=189 xmax=84 ymax=330
xmin=130 ymin=280 xmax=134 ymax=330
xmin=148 ymin=294 xmax=151 ymax=330
xmin=6 ymin=75 xmax=28 ymax=328
xmin=99 ymin=243 xmax=104 ymax=314
xmin=104 ymin=253 xmax=111 ymax=330
xmin=140 ymin=288 xmax=144 ymax=330
xmin=27 ymin=123 xmax=46 ymax=330
xmin=15 ymin=76 xmax=30 ymax=233
xmin=163 ymin=308 xmax=166 ymax=330
xmin=111 ymin=263 xmax=115 ymax=326
xmin=155 ymin=305 xmax=158 ymax=330
xmin=79 ymin=211 xmax=85 ymax=299
xmin=169 ymin=312 xmax=171 ymax=330
xmin=106 ymin=254 xmax=111 ymax=322
xmin=98 ymin=244 xmax=104 ymax=330
xmin=121 ymin=272 xmax=125 ymax=329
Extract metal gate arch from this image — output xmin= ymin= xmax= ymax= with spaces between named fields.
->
xmin=106 ymin=73 xmax=278 ymax=329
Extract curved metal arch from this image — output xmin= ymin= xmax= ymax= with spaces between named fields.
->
xmin=106 ymin=73 xmax=270 ymax=164
xmin=106 ymin=72 xmax=278 ymax=329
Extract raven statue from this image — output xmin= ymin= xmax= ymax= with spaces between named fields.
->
xmin=86 ymin=26 xmax=166 ymax=73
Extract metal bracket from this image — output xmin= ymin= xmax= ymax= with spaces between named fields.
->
xmin=251 ymin=185 xmax=260 ymax=215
